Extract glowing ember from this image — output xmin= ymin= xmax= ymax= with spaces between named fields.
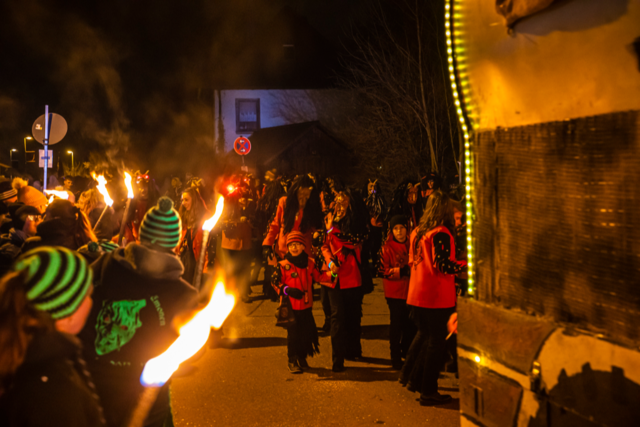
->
xmin=202 ymin=195 xmax=225 ymax=232
xmin=226 ymin=184 xmax=236 ymax=194
xmin=140 ymin=282 xmax=235 ymax=387
xmin=92 ymin=173 xmax=114 ymax=207
xmin=45 ymin=190 xmax=69 ymax=204
xmin=124 ymin=172 xmax=134 ymax=199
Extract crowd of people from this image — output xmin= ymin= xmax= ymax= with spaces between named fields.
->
xmin=0 ymin=167 xmax=467 ymax=426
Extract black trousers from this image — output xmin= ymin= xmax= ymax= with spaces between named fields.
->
xmin=327 ymin=285 xmax=363 ymax=365
xmin=320 ymin=285 xmax=332 ymax=329
xmin=286 ymin=308 xmax=319 ymax=362
xmin=386 ymin=298 xmax=417 ymax=362
xmin=248 ymin=240 xmax=264 ymax=286
xmin=368 ymin=226 xmax=384 ymax=270
xmin=400 ymin=306 xmax=455 ymax=396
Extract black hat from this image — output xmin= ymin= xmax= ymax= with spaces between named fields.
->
xmin=13 ymin=205 xmax=41 ymax=230
xmin=15 ymin=205 xmax=42 ymax=218
xmin=0 ymin=181 xmax=17 ymax=201
xmin=389 ymin=215 xmax=408 ymax=230
xmin=7 ymin=202 xmax=24 ymax=218
xmin=421 ymin=173 xmax=442 ymax=190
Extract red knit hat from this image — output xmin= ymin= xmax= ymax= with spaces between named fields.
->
xmin=286 ymin=231 xmax=306 ymax=248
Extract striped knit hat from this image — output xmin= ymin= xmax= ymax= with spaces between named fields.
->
xmin=286 ymin=231 xmax=306 ymax=248
xmin=13 ymin=247 xmax=93 ymax=320
xmin=139 ymin=197 xmax=181 ymax=249
xmin=0 ymin=181 xmax=17 ymax=201
xmin=87 ymin=240 xmax=120 ymax=254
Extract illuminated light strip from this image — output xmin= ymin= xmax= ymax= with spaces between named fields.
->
xmin=446 ymin=0 xmax=475 ymax=296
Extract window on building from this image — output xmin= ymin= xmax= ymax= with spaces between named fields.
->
xmin=236 ymin=99 xmax=260 ymax=133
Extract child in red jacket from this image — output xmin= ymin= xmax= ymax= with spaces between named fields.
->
xmin=272 ymin=231 xmax=331 ymax=373
xmin=380 ymin=215 xmax=417 ymax=369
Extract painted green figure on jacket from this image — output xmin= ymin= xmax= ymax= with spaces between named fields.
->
xmin=95 ymin=299 xmax=147 ymax=355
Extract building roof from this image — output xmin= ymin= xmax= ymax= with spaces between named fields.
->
xmin=226 ymin=121 xmax=349 ymax=170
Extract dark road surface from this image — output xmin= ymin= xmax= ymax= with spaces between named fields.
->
xmin=170 ymin=279 xmax=461 ymax=427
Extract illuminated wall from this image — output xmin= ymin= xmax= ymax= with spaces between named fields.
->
xmin=451 ymin=1 xmax=640 ymax=425
xmin=456 ymin=0 xmax=640 ymax=131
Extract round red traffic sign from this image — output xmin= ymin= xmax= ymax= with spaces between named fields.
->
xmin=234 ymin=137 xmax=251 ymax=155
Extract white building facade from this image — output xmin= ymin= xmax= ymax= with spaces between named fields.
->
xmin=213 ymin=88 xmax=356 ymax=153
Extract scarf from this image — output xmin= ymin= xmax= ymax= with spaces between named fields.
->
xmin=285 ymin=251 xmax=309 ymax=269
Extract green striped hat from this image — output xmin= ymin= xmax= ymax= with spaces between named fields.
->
xmin=13 ymin=247 xmax=93 ymax=320
xmin=99 ymin=241 xmax=120 ymax=252
xmin=87 ymin=241 xmax=120 ymax=254
xmin=139 ymin=197 xmax=182 ymax=249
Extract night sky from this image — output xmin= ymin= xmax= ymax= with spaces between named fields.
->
xmin=0 ymin=0 xmax=367 ymax=178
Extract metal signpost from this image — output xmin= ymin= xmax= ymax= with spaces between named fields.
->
xmin=32 ymin=107 xmax=67 ymax=192
xmin=234 ymin=136 xmax=251 ymax=172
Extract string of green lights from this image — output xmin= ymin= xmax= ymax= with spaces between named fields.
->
xmin=445 ymin=0 xmax=475 ymax=296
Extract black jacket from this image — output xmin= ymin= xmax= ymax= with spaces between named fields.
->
xmin=88 ymin=205 xmax=115 ymax=241
xmin=0 ymin=330 xmax=104 ymax=427
xmin=0 ymin=229 xmax=28 ymax=276
xmin=79 ymin=242 xmax=198 ymax=427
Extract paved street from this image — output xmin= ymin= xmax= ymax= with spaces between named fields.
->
xmin=171 ymin=279 xmax=461 ymax=427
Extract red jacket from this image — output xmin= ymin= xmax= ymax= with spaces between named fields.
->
xmin=407 ymin=226 xmax=465 ymax=309
xmin=262 ymin=197 xmax=314 ymax=259
xmin=380 ymin=235 xmax=410 ymax=300
xmin=275 ymin=258 xmax=330 ymax=310
xmin=176 ymin=227 xmax=209 ymax=273
xmin=321 ymin=225 xmax=362 ymax=289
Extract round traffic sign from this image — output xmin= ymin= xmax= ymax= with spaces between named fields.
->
xmin=32 ymin=113 xmax=68 ymax=145
xmin=234 ymin=137 xmax=251 ymax=155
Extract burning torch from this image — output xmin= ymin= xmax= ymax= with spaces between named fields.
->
xmin=91 ymin=174 xmax=114 ymax=232
xmin=128 ymin=281 xmax=235 ymax=427
xmin=192 ymin=195 xmax=225 ymax=291
xmin=117 ymin=172 xmax=134 ymax=246
xmin=44 ymin=190 xmax=69 ymax=204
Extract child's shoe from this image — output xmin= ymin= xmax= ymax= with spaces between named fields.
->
xmin=288 ymin=360 xmax=303 ymax=374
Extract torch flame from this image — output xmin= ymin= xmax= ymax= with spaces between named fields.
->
xmin=92 ymin=173 xmax=114 ymax=207
xmin=140 ymin=281 xmax=235 ymax=387
xmin=45 ymin=190 xmax=70 ymax=204
xmin=202 ymin=195 xmax=224 ymax=232
xmin=124 ymin=172 xmax=134 ymax=199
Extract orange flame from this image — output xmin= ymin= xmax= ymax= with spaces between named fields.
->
xmin=124 ymin=172 xmax=134 ymax=199
xmin=92 ymin=173 xmax=114 ymax=207
xmin=45 ymin=190 xmax=69 ymax=204
xmin=202 ymin=195 xmax=224 ymax=232
xmin=140 ymin=282 xmax=235 ymax=387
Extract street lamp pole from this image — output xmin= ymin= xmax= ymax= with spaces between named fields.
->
xmin=67 ymin=150 xmax=74 ymax=171
xmin=23 ymin=136 xmax=32 ymax=163
xmin=9 ymin=149 xmax=18 ymax=179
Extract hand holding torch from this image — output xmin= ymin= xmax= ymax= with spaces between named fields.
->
xmin=91 ymin=174 xmax=114 ymax=232
xmin=129 ymin=281 xmax=235 ymax=427
xmin=117 ymin=172 xmax=134 ymax=246
xmin=193 ymin=195 xmax=225 ymax=291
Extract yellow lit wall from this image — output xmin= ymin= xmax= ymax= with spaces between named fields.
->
xmin=459 ymin=0 xmax=640 ymax=131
